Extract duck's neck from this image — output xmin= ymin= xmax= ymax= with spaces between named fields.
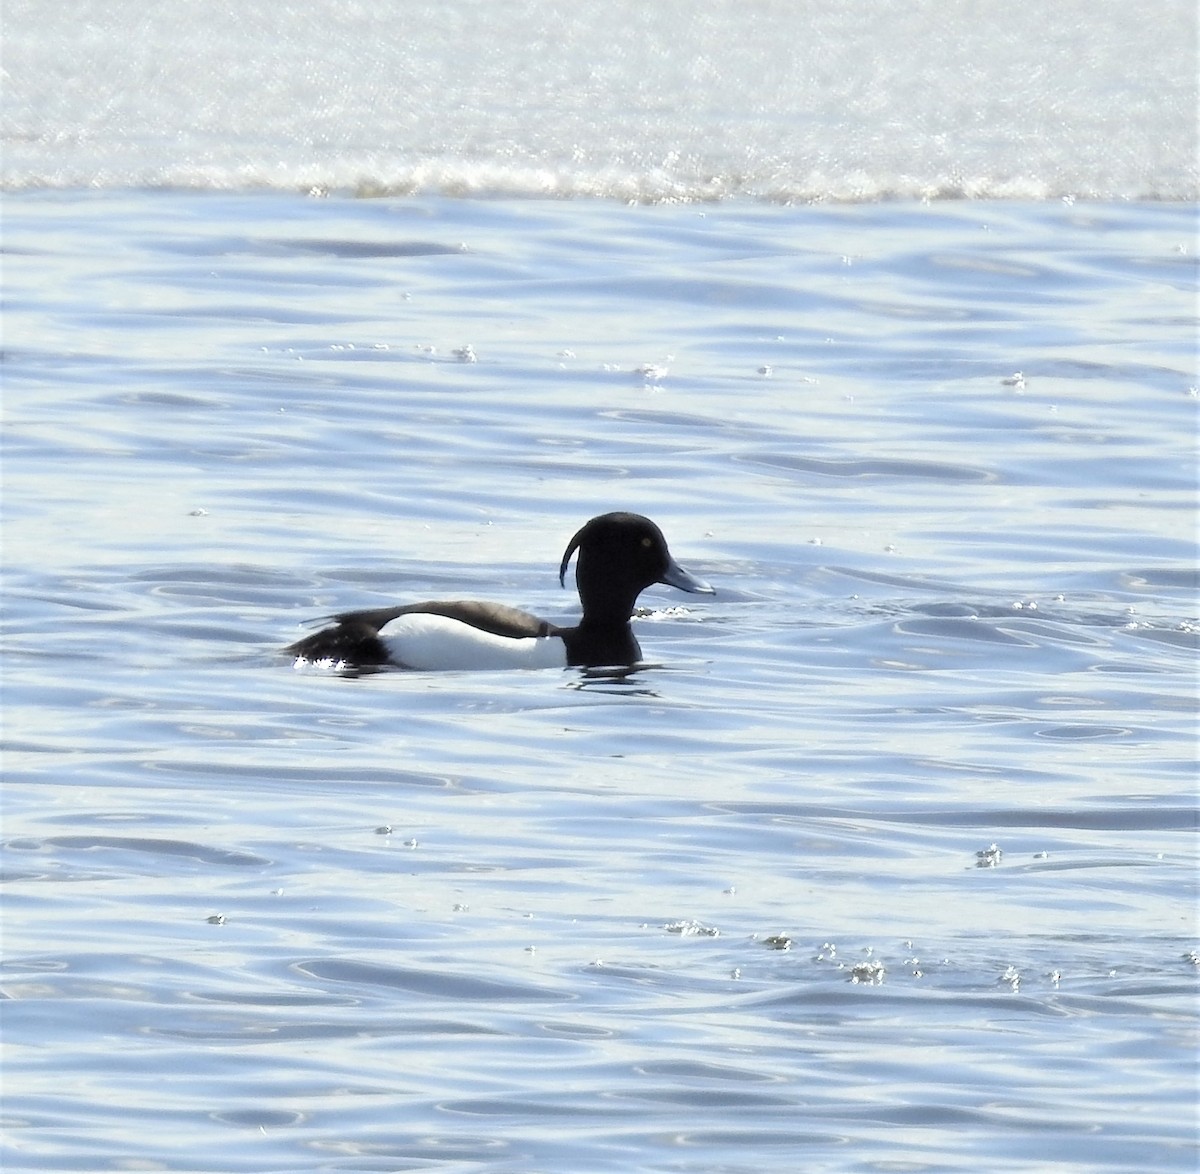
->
xmin=576 ymin=577 xmax=639 ymax=629
xmin=570 ymin=555 xmax=645 ymax=664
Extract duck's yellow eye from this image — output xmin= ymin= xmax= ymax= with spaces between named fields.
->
xmin=641 ymin=536 xmax=653 ymax=547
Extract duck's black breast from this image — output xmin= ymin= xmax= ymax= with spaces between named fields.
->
xmin=559 ymin=622 xmax=642 ymax=669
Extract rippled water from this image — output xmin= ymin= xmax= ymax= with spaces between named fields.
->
xmin=3 ymin=192 xmax=1198 ymax=1171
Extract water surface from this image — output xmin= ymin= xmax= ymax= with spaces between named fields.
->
xmin=3 ymin=192 xmax=1197 ymax=1171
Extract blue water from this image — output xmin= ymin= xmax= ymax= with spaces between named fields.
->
xmin=4 ymin=191 xmax=1196 ymax=1172
xmin=3 ymin=1 xmax=1199 ymax=1169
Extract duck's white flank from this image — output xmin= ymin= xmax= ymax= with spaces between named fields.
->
xmin=380 ymin=612 xmax=569 ymax=671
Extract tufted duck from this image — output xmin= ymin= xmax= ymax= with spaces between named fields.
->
xmin=286 ymin=511 xmax=713 ymax=671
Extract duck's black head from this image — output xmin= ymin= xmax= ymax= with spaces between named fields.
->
xmin=558 ymin=512 xmax=713 ymax=624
